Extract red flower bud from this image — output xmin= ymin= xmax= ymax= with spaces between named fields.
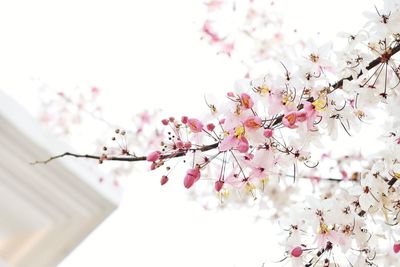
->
xmin=160 ymin=175 xmax=169 ymax=186
xmin=184 ymin=168 xmax=201 ymax=188
xmin=207 ymin=123 xmax=215 ymax=131
xmin=291 ymin=246 xmax=303 ymax=257
xmin=215 ymin=180 xmax=224 ymax=192
xmin=181 ymin=116 xmax=188 ymax=124
xmin=184 ymin=142 xmax=192 ymax=149
xmin=393 ymin=243 xmax=400 ymax=253
xmin=146 ymin=151 xmax=161 ymax=162
xmin=263 ymin=129 xmax=273 ymax=138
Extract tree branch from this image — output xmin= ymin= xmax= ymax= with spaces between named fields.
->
xmin=331 ymin=41 xmax=400 ymax=90
xmin=31 ymin=142 xmax=220 ymax=165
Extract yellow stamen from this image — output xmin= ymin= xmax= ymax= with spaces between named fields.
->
xmin=217 ymin=188 xmax=230 ymax=199
xmin=245 ymin=182 xmax=256 ymax=193
xmin=258 ymin=85 xmax=270 ymax=94
xmin=234 ymin=126 xmax=245 ymax=138
xmin=319 ymin=223 xmax=330 ymax=234
xmin=312 ymin=98 xmax=327 ymax=111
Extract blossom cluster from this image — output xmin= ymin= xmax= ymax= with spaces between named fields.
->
xmin=143 ymin=1 xmax=400 ymax=265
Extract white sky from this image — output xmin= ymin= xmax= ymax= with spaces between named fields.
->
xmin=0 ymin=0 xmax=380 ymax=266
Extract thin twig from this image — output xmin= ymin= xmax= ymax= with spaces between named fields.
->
xmin=31 ymin=142 xmax=219 ymax=165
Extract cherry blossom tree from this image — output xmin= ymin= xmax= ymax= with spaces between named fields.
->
xmin=33 ymin=0 xmax=400 ymax=266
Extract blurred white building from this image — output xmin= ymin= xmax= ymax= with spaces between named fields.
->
xmin=0 ymin=91 xmax=120 ymax=267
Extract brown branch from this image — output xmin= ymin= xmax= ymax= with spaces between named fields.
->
xmin=31 ymin=142 xmax=220 ymax=165
xmin=331 ymin=41 xmax=400 ymax=90
xmin=32 ymin=148 xmax=355 ymax=184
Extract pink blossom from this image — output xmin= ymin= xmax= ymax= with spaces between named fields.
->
xmin=146 ymin=151 xmax=161 ymax=162
xmin=240 ymin=93 xmax=254 ymax=109
xmin=161 ymin=119 xmax=169 ymax=126
xmin=282 ymin=102 xmax=317 ymax=130
xmin=219 ymin=128 xmax=249 ymax=153
xmin=296 ymin=110 xmax=307 ymax=122
xmin=243 ymin=116 xmax=262 ymax=130
xmin=188 ymin=118 xmax=203 ymax=133
xmin=282 ymin=112 xmax=297 ymax=128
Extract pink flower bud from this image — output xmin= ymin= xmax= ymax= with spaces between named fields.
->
xmin=146 ymin=151 xmax=161 ymax=162
xmin=176 ymin=140 xmax=184 ymax=149
xmin=184 ymin=141 xmax=192 ymax=149
xmin=150 ymin=162 xmax=157 ymax=171
xmin=184 ymin=174 xmax=195 ymax=189
xmin=184 ymin=168 xmax=201 ymax=189
xmin=207 ymin=123 xmax=215 ymax=131
xmin=161 ymin=119 xmax=169 ymax=126
xmin=240 ymin=93 xmax=254 ymax=109
xmin=215 ymin=180 xmax=224 ymax=192
xmin=237 ymin=136 xmax=249 ymax=153
xmin=188 ymin=118 xmax=204 ymax=133
xmin=263 ymin=129 xmax=273 ymax=138
xmin=169 ymin=117 xmax=175 ymax=122
xmin=227 ymin=92 xmax=235 ymax=97
xmin=160 ymin=175 xmax=169 ymax=186
xmin=187 ymin=168 xmax=201 ymax=182
xmin=393 ymin=243 xmax=400 ymax=253
xmin=291 ymin=246 xmax=303 ymax=257
xmin=219 ymin=118 xmax=225 ymax=124
xmin=181 ymin=116 xmax=188 ymax=124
